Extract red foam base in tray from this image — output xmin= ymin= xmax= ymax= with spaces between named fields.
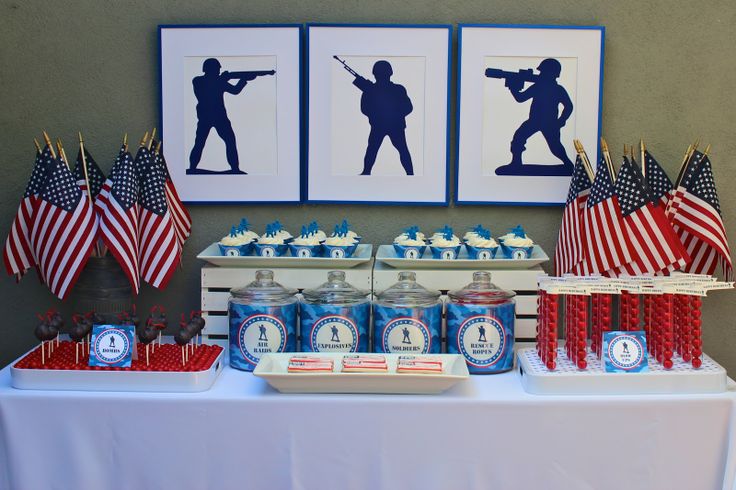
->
xmin=13 ymin=341 xmax=223 ymax=372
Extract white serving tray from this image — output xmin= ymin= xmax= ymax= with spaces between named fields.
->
xmin=254 ymin=353 xmax=469 ymax=394
xmin=197 ymin=242 xmax=373 ymax=268
xmin=517 ymin=347 xmax=727 ymax=395
xmin=10 ymin=347 xmax=225 ymax=393
xmin=375 ymin=244 xmax=549 ymax=269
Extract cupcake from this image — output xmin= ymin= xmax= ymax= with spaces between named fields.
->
xmin=463 ymin=224 xmax=484 ymax=242
xmin=499 ymin=225 xmax=534 ymax=259
xmin=323 ymin=224 xmax=359 ymax=258
xmin=308 ymin=221 xmax=327 ymax=242
xmin=429 ymin=225 xmax=461 ymax=260
xmin=254 ymin=224 xmax=289 ymax=257
xmin=289 ymin=225 xmax=323 ymax=258
xmin=465 ymin=227 xmax=499 ymax=260
xmin=393 ymin=226 xmax=427 ymax=259
xmin=237 ymin=218 xmax=260 ymax=243
xmin=219 ymin=225 xmax=255 ymax=256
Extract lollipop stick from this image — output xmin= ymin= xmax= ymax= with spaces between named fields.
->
xmin=146 ymin=344 xmax=150 ymax=366
xmin=158 ymin=331 xmax=162 ymax=347
xmin=75 ymin=343 xmax=78 ymax=364
xmin=181 ymin=346 xmax=185 ymax=366
xmin=41 ymin=342 xmax=45 ymax=365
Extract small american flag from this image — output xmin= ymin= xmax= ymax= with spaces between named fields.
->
xmin=643 ymin=150 xmax=673 ymax=209
xmin=97 ymin=147 xmax=140 ymax=293
xmin=136 ymin=146 xmax=180 ymax=289
xmin=671 ymin=153 xmax=732 ymax=280
xmin=30 ymin=152 xmax=97 ymax=299
xmin=554 ymin=155 xmax=591 ymax=275
xmin=74 ymin=147 xmax=106 ymax=199
xmin=582 ymin=156 xmax=634 ymax=274
xmin=613 ymin=157 xmax=689 ymax=275
xmin=154 ymin=144 xmax=191 ymax=248
xmin=3 ymin=146 xmax=50 ymax=277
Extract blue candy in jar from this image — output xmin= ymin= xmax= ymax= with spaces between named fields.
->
xmin=228 ymin=270 xmax=297 ymax=371
xmin=447 ymin=271 xmax=515 ymax=374
xmin=373 ymin=272 xmax=442 ymax=354
xmin=300 ymin=271 xmax=371 ymax=353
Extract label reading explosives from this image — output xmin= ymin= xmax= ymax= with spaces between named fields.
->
xmin=311 ymin=315 xmax=358 ymax=352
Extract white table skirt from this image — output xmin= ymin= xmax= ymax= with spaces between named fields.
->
xmin=1 ymin=360 xmax=735 ymax=490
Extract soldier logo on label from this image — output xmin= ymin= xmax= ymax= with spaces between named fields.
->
xmin=382 ymin=317 xmax=430 ymax=353
xmin=311 ymin=315 xmax=358 ymax=352
xmin=330 ymin=248 xmax=345 ymax=259
xmin=441 ymin=249 xmax=456 ymax=260
xmin=297 ymin=248 xmax=312 ymax=258
xmin=478 ymin=250 xmax=493 ymax=260
xmin=512 ymin=249 xmax=528 ymax=260
xmin=260 ymin=247 xmax=276 ymax=257
xmin=93 ymin=329 xmax=131 ymax=365
xmin=607 ymin=334 xmax=644 ymax=370
xmin=238 ymin=314 xmax=287 ymax=365
xmin=404 ymin=248 xmax=419 ymax=259
xmin=225 ymin=248 xmax=240 ymax=257
xmin=458 ymin=316 xmax=506 ymax=367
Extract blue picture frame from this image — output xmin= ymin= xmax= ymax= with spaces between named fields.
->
xmin=305 ymin=23 xmax=452 ymax=206
xmin=158 ymin=24 xmax=303 ymax=204
xmin=455 ymin=24 xmax=605 ymax=206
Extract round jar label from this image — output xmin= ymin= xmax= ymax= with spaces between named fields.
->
xmin=238 ymin=314 xmax=287 ymax=365
xmin=607 ymin=334 xmax=645 ymax=370
xmin=457 ymin=315 xmax=506 ymax=367
xmin=93 ymin=328 xmax=131 ymax=364
xmin=310 ymin=315 xmax=358 ymax=352
xmin=382 ymin=317 xmax=430 ymax=353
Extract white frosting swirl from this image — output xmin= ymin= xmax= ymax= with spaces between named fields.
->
xmin=467 ymin=235 xmax=498 ymax=248
xmin=431 ymin=235 xmax=461 ymax=247
xmin=259 ymin=234 xmax=286 ymax=245
xmin=292 ymin=234 xmax=321 ymax=246
xmin=394 ymin=235 xmax=425 ymax=246
xmin=463 ymin=231 xmax=479 ymax=241
xmin=324 ymin=235 xmax=356 ymax=246
xmin=220 ymin=234 xmax=252 ymax=246
xmin=504 ymin=236 xmax=534 ymax=247
xmin=275 ymin=229 xmax=292 ymax=241
xmin=237 ymin=230 xmax=259 ymax=242
xmin=313 ymin=230 xmax=327 ymax=242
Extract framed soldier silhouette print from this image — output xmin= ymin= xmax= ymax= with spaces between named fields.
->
xmin=306 ymin=24 xmax=451 ymax=204
xmin=456 ymin=25 xmax=604 ymax=205
xmin=159 ymin=25 xmax=301 ymax=203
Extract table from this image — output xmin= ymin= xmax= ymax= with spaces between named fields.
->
xmin=1 ymin=361 xmax=735 ymax=490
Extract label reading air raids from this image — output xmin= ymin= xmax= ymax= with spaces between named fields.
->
xmin=604 ymin=331 xmax=648 ymax=373
xmin=89 ymin=324 xmax=135 ymax=368
xmin=228 ymin=303 xmax=296 ymax=371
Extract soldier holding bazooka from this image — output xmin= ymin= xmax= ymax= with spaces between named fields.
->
xmin=485 ymin=58 xmax=574 ymax=176
xmin=188 ymin=58 xmax=275 ymax=175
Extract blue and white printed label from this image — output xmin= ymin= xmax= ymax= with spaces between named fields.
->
xmin=229 ymin=302 xmax=296 ymax=371
xmin=373 ymin=304 xmax=441 ymax=354
xmin=604 ymin=331 xmax=648 ymax=373
xmin=456 ymin=316 xmax=506 ymax=368
xmin=447 ymin=302 xmax=515 ymax=374
xmin=311 ymin=315 xmax=358 ymax=352
xmin=260 ymin=246 xmax=277 ymax=257
xmin=382 ymin=318 xmax=430 ymax=353
xmin=300 ymin=303 xmax=369 ymax=353
xmin=89 ymin=324 xmax=134 ymax=368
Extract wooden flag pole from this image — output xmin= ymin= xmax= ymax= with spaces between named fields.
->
xmin=574 ymin=139 xmax=595 ymax=181
xmin=147 ymin=128 xmax=157 ymax=150
xmin=43 ymin=131 xmax=56 ymax=159
xmin=703 ymin=144 xmax=711 ymax=157
xmin=33 ymin=138 xmax=42 ymax=154
xmin=640 ymin=140 xmax=646 ymax=177
xmin=56 ymin=138 xmax=70 ymax=170
xmin=674 ymin=141 xmax=698 ymax=188
xmin=140 ymin=131 xmax=149 ymax=148
xmin=123 ymin=133 xmax=128 ymax=153
xmin=600 ymin=138 xmax=615 ymax=182
xmin=78 ymin=132 xmax=93 ymax=207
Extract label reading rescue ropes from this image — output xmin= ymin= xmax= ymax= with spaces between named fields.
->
xmin=228 ymin=302 xmax=296 ymax=371
xmin=373 ymin=304 xmax=441 ymax=354
xmin=300 ymin=303 xmax=370 ymax=353
xmin=446 ymin=302 xmax=515 ymax=374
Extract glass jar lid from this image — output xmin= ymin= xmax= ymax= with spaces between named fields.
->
xmin=448 ymin=271 xmax=515 ymax=304
xmin=302 ymin=271 xmax=370 ymax=304
xmin=230 ymin=270 xmax=297 ymax=302
xmin=376 ymin=271 xmax=441 ymax=307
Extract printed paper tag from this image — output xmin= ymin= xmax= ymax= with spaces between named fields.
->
xmin=89 ymin=324 xmax=135 ymax=368
xmin=603 ymin=331 xmax=648 ymax=373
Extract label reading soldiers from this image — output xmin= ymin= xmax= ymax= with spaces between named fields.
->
xmin=382 ymin=317 xmax=431 ymax=353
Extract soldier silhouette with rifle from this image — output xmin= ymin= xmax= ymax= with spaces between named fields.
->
xmin=334 ymin=57 xmax=414 ymax=176
xmin=188 ymin=58 xmax=275 ymax=175
xmin=485 ymin=58 xmax=574 ymax=176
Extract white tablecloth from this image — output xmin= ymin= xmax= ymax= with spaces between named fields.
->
xmin=1 ymin=359 xmax=735 ymax=490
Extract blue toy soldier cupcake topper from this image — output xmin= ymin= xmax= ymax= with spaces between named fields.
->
xmin=478 ymin=228 xmax=491 ymax=240
xmin=300 ymin=225 xmax=308 ymax=237
xmin=511 ymin=225 xmax=526 ymax=238
xmin=405 ymin=226 xmax=419 ymax=241
xmin=239 ymin=218 xmax=251 ymax=231
xmin=438 ymin=225 xmax=454 ymax=240
xmin=229 ymin=226 xmax=238 ymax=237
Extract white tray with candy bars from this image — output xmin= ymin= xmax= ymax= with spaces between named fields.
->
xmin=254 ymin=353 xmax=469 ymax=394
xmin=517 ymin=347 xmax=727 ymax=395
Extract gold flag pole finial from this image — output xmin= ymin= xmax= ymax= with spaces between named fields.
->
xmin=123 ymin=133 xmax=128 ymax=152
xmin=33 ymin=138 xmax=42 ymax=154
xmin=703 ymin=144 xmax=711 ymax=157
xmin=140 ymin=131 xmax=149 ymax=148
xmin=56 ymin=138 xmax=70 ymax=170
xmin=148 ymin=128 xmax=157 ymax=150
xmin=43 ymin=130 xmax=56 ymax=158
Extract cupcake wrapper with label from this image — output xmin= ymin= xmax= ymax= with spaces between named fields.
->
xmin=393 ymin=243 xmax=427 ymax=259
xmin=499 ymin=243 xmax=534 ymax=260
xmin=430 ymin=245 xmax=461 ymax=260
xmin=323 ymin=243 xmax=358 ymax=259
xmin=465 ymin=244 xmax=499 ymax=260
xmin=218 ymin=243 xmax=254 ymax=257
xmin=254 ymin=243 xmax=289 ymax=257
xmin=288 ymin=244 xmax=324 ymax=258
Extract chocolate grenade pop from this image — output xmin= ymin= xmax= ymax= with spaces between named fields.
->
xmin=44 ymin=312 xmax=60 ymax=355
xmin=174 ymin=325 xmax=193 ymax=366
xmin=148 ymin=306 xmax=168 ymax=349
xmin=189 ymin=311 xmax=206 ymax=348
xmin=47 ymin=309 xmax=64 ymax=348
xmin=137 ymin=320 xmax=158 ymax=367
xmin=70 ymin=314 xmax=91 ymax=364
xmin=33 ymin=313 xmax=56 ymax=365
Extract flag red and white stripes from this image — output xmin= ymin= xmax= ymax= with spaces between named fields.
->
xmin=554 ymin=155 xmax=591 ymax=275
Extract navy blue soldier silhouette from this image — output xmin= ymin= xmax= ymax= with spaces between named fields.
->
xmin=109 ymin=336 xmax=116 ymax=349
xmin=188 ymin=58 xmax=275 ymax=175
xmin=330 ymin=325 xmax=340 ymax=342
xmin=622 ymin=341 xmax=629 ymax=354
xmin=486 ymin=58 xmax=574 ymax=176
xmin=335 ymin=57 xmax=414 ymax=175
xmin=478 ymin=325 xmax=487 ymax=343
xmin=401 ymin=326 xmax=412 ymax=344
xmin=258 ymin=324 xmax=268 ymax=342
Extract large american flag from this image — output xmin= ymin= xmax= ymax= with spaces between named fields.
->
xmin=30 ymin=151 xmax=97 ymax=299
xmin=136 ymin=146 xmax=180 ymax=289
xmin=670 ymin=153 xmax=732 ymax=280
xmin=582 ymin=156 xmax=634 ymax=274
xmin=3 ymin=146 xmax=49 ymax=277
xmin=554 ymin=155 xmax=592 ymax=275
xmin=96 ymin=147 xmax=140 ymax=293
xmin=154 ymin=145 xmax=191 ymax=248
xmin=643 ymin=150 xmax=673 ymax=209
xmin=613 ymin=157 xmax=689 ymax=275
